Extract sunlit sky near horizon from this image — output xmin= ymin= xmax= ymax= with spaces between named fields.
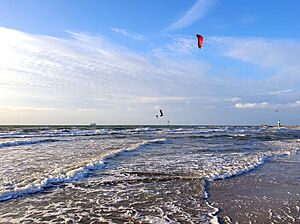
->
xmin=0 ymin=0 xmax=300 ymax=125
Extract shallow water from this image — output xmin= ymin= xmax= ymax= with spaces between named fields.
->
xmin=209 ymin=149 xmax=300 ymax=224
xmin=0 ymin=125 xmax=299 ymax=223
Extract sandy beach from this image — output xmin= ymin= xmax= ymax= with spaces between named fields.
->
xmin=209 ymin=150 xmax=300 ymax=223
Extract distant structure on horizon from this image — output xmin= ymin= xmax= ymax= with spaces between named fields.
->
xmin=90 ymin=123 xmax=96 ymax=127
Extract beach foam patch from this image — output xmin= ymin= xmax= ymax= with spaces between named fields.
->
xmin=0 ymin=138 xmax=167 ymax=202
xmin=0 ymin=139 xmax=59 ymax=149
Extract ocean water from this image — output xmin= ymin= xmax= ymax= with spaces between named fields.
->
xmin=0 ymin=125 xmax=299 ymax=223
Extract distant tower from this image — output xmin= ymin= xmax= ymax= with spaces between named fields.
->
xmin=275 ymin=110 xmax=280 ymax=127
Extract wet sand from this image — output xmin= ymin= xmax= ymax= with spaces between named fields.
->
xmin=209 ymin=151 xmax=300 ymax=223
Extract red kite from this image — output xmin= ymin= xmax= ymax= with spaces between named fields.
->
xmin=196 ymin=34 xmax=204 ymax=48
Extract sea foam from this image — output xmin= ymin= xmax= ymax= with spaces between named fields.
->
xmin=0 ymin=138 xmax=167 ymax=202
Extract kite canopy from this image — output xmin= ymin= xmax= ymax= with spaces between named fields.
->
xmin=196 ymin=34 xmax=204 ymax=48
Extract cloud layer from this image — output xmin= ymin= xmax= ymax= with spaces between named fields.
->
xmin=111 ymin=27 xmax=144 ymax=41
xmin=0 ymin=26 xmax=300 ymax=124
xmin=167 ymin=0 xmax=217 ymax=31
xmin=0 ymin=27 xmax=216 ymax=124
xmin=235 ymin=101 xmax=300 ymax=109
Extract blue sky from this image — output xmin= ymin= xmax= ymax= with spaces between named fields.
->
xmin=0 ymin=0 xmax=300 ymax=125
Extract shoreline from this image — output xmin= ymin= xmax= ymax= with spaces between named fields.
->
xmin=208 ymin=151 xmax=300 ymax=223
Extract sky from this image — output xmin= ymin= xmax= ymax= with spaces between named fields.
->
xmin=0 ymin=0 xmax=300 ymax=125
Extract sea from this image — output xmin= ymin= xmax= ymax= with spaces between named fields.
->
xmin=0 ymin=125 xmax=299 ymax=223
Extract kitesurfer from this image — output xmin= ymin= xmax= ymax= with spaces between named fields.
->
xmin=160 ymin=109 xmax=164 ymax=117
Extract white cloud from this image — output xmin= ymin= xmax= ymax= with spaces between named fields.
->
xmin=0 ymin=105 xmax=58 ymax=111
xmin=0 ymin=26 xmax=300 ymax=124
xmin=135 ymin=96 xmax=189 ymax=103
xmin=209 ymin=36 xmax=300 ymax=90
xmin=167 ymin=36 xmax=195 ymax=54
xmin=133 ymin=95 xmax=219 ymax=104
xmin=0 ymin=26 xmax=220 ymax=124
xmin=235 ymin=102 xmax=269 ymax=109
xmin=167 ymin=0 xmax=218 ymax=30
xmin=111 ymin=27 xmax=144 ymax=41
xmin=282 ymin=100 xmax=300 ymax=108
xmin=231 ymin=97 xmax=241 ymax=102
xmin=210 ymin=36 xmax=300 ymax=69
xmin=234 ymin=101 xmax=300 ymax=109
xmin=268 ymin=89 xmax=293 ymax=95
xmin=224 ymin=97 xmax=241 ymax=102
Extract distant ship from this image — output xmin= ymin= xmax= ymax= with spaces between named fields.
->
xmin=90 ymin=123 xmax=96 ymax=127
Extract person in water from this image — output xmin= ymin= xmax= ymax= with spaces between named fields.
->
xmin=159 ymin=109 xmax=163 ymax=117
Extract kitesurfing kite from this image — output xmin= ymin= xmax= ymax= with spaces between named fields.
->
xmin=196 ymin=34 xmax=204 ymax=48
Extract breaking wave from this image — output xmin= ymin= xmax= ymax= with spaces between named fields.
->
xmin=0 ymin=138 xmax=167 ymax=202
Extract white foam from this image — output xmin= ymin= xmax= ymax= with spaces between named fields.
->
xmin=133 ymin=127 xmax=153 ymax=132
xmin=0 ymin=159 xmax=106 ymax=202
xmin=206 ymin=200 xmax=220 ymax=224
xmin=201 ymin=140 xmax=300 ymax=224
xmin=203 ymin=181 xmax=220 ymax=224
xmin=205 ymin=140 xmax=300 ymax=182
xmin=0 ymin=128 xmax=109 ymax=139
xmin=0 ymin=138 xmax=167 ymax=202
xmin=205 ymin=155 xmax=266 ymax=181
xmin=0 ymin=139 xmax=58 ymax=148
